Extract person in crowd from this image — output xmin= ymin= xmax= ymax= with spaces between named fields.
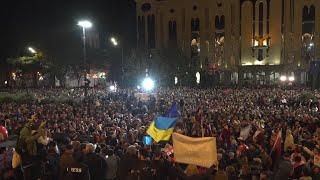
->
xmin=104 ymin=148 xmax=119 ymax=180
xmin=274 ymin=153 xmax=294 ymax=179
xmin=59 ymin=144 xmax=75 ymax=175
xmin=118 ymin=145 xmax=140 ymax=180
xmin=83 ymin=143 xmax=108 ymax=180
xmin=44 ymin=141 xmax=60 ymax=180
xmin=0 ymin=87 xmax=317 ymax=179
xmin=60 ymin=151 xmax=90 ymax=180
xmin=18 ymin=118 xmax=46 ymax=180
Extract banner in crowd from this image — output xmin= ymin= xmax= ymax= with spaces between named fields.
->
xmin=172 ymin=133 xmax=217 ymax=168
xmin=239 ymin=125 xmax=252 ymax=140
xmin=134 ymin=93 xmax=156 ymax=101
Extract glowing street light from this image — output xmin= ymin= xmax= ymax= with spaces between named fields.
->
xmin=280 ymin=75 xmax=287 ymax=82
xmin=77 ymin=20 xmax=92 ymax=29
xmin=142 ymin=77 xmax=155 ymax=91
xmin=110 ymin=37 xmax=119 ymax=46
xmin=288 ymin=76 xmax=295 ymax=82
xmin=28 ymin=47 xmax=36 ymax=54
xmin=77 ymin=20 xmax=92 ymax=96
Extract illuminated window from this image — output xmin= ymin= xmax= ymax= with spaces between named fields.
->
xmin=263 ymin=39 xmax=267 ymax=46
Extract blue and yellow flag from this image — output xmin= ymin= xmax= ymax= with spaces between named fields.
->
xmin=154 ymin=117 xmax=177 ymax=129
xmin=147 ymin=102 xmax=179 ymax=142
xmin=147 ymin=121 xmax=175 ymax=142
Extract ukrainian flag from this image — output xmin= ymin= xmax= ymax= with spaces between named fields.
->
xmin=147 ymin=117 xmax=177 ymax=142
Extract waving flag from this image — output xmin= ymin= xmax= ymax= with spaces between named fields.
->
xmin=147 ymin=102 xmax=179 ymax=142
xmin=147 ymin=119 xmax=175 ymax=142
xmin=155 ymin=117 xmax=177 ymax=129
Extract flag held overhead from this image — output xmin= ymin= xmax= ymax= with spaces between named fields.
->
xmin=147 ymin=121 xmax=174 ymax=142
xmin=154 ymin=117 xmax=177 ymax=130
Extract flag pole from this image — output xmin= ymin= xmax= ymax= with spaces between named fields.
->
xmin=201 ymin=117 xmax=204 ymax=137
xmin=269 ymin=129 xmax=281 ymax=156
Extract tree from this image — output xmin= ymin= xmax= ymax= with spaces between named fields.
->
xmin=123 ymin=47 xmax=194 ymax=87
xmin=122 ymin=49 xmax=148 ymax=86
xmin=7 ymin=53 xmax=46 ymax=87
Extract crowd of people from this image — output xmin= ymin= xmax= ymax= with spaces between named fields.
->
xmin=0 ymin=87 xmax=320 ymax=180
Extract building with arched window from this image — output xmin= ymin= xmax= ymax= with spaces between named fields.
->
xmin=135 ymin=0 xmax=320 ymax=85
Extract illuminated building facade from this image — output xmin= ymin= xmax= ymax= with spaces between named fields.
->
xmin=135 ymin=0 xmax=320 ymax=84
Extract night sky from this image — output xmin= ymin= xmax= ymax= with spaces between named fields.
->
xmin=0 ymin=0 xmax=136 ymax=63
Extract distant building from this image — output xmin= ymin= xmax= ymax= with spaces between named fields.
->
xmin=135 ymin=0 xmax=320 ymax=85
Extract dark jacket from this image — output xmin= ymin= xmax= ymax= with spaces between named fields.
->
xmin=274 ymin=159 xmax=293 ymax=180
xmin=84 ymin=152 xmax=107 ymax=180
xmin=60 ymin=161 xmax=90 ymax=180
xmin=117 ymin=154 xmax=140 ymax=180
xmin=59 ymin=151 xmax=75 ymax=172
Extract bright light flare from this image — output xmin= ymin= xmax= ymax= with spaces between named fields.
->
xmin=142 ymin=77 xmax=155 ymax=91
xmin=110 ymin=37 xmax=118 ymax=46
xmin=109 ymin=85 xmax=116 ymax=92
xmin=280 ymin=76 xmax=287 ymax=82
xmin=77 ymin=20 xmax=92 ymax=28
xmin=196 ymin=72 xmax=201 ymax=84
xmin=28 ymin=47 xmax=36 ymax=54
xmin=288 ymin=76 xmax=295 ymax=82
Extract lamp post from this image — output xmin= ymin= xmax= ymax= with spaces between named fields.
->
xmin=110 ymin=37 xmax=124 ymax=86
xmin=77 ymin=20 xmax=92 ymax=96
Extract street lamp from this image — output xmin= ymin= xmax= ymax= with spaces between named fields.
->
xmin=280 ymin=75 xmax=287 ymax=82
xmin=288 ymin=76 xmax=295 ymax=82
xmin=77 ymin=20 xmax=92 ymax=96
xmin=110 ymin=37 xmax=124 ymax=86
xmin=28 ymin=47 xmax=36 ymax=54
